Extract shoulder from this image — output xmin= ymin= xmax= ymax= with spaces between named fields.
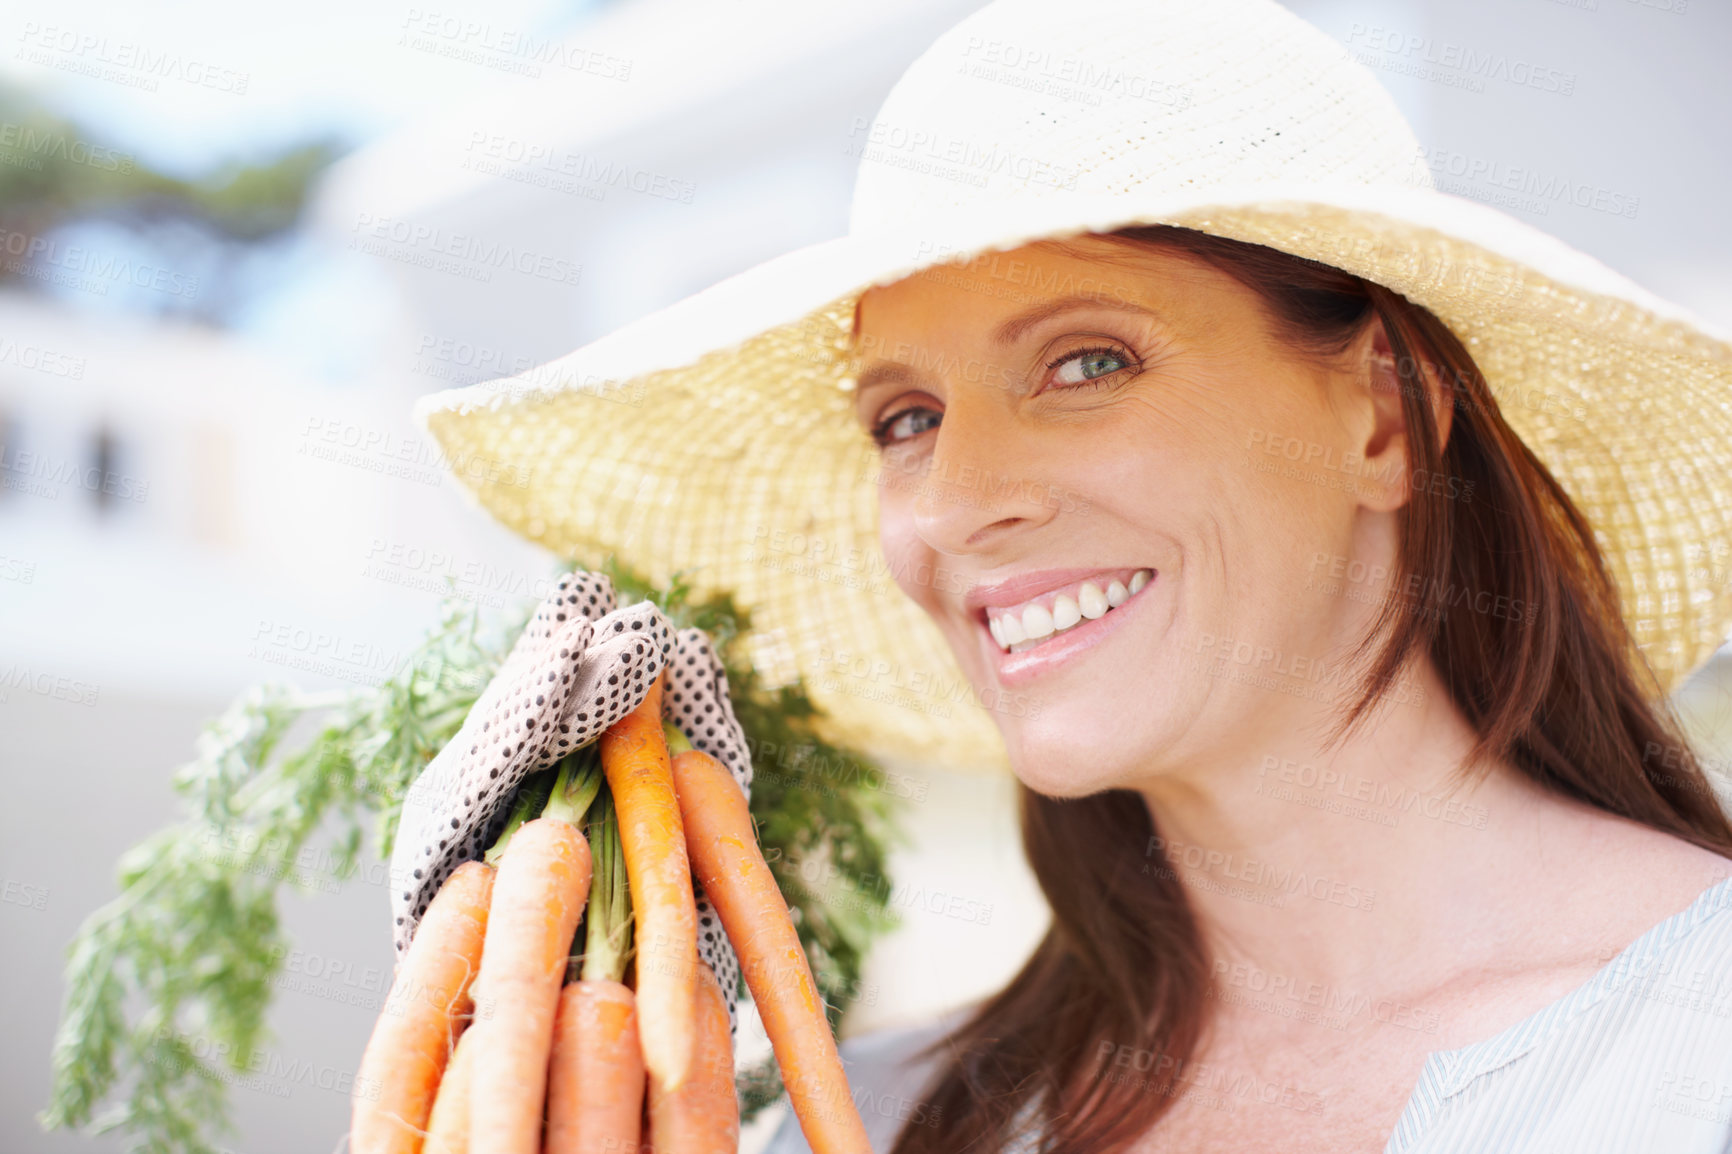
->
xmin=1604 ymin=868 xmax=1732 ymax=1013
xmin=1526 ymin=870 xmax=1732 ymax=1090
xmin=759 ymin=1005 xmax=976 ymax=1154
xmin=1540 ymin=808 xmax=1732 ymax=972
xmin=1427 ymin=877 xmax=1732 ymax=1147
xmin=1556 ymin=859 xmax=1732 ymax=1040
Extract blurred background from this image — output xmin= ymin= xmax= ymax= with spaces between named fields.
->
xmin=2 ymin=0 xmax=1728 ymax=1150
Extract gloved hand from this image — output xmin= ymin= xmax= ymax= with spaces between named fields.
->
xmin=389 ymin=569 xmax=756 ymax=1039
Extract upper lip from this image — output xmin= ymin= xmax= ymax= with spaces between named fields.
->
xmin=963 ymin=567 xmax=1144 ymax=614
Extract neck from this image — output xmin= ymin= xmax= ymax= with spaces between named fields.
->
xmin=1135 ymin=653 xmax=1589 ymax=1004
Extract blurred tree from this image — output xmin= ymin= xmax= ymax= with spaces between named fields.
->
xmin=0 ymin=83 xmax=344 ymax=306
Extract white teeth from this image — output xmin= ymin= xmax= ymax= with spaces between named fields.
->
xmin=987 ymin=569 xmax=1155 ymax=654
xmin=1051 ymin=594 xmax=1081 ymax=630
xmin=1021 ymin=603 xmax=1055 ymax=641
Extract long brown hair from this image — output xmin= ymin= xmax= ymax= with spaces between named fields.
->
xmin=884 ymin=225 xmax=1732 ymax=1154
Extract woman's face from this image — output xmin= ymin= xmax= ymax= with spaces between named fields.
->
xmin=852 ymin=235 xmax=1408 ymax=796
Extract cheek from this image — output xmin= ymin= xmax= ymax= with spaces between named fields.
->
xmin=876 ymin=483 xmax=939 ymax=610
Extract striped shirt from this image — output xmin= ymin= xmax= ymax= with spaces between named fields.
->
xmin=763 ymin=874 xmax=1732 ymax=1154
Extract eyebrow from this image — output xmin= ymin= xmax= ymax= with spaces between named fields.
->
xmin=852 ymin=294 xmax=1161 ymax=403
xmin=991 ymin=293 xmax=1160 ymax=345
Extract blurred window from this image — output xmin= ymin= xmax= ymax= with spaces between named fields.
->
xmin=89 ymin=424 xmax=118 ymax=514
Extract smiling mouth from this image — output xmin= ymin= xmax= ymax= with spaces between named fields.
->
xmin=982 ymin=568 xmax=1154 ymax=654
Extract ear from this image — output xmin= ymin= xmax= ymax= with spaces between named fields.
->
xmin=1350 ymin=315 xmax=1453 ymax=514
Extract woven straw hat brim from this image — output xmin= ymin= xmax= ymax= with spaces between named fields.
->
xmin=416 ymin=177 xmax=1732 ymax=775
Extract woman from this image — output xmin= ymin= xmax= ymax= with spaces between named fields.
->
xmin=769 ymin=228 xmax=1732 ymax=1154
xmin=404 ymin=0 xmax=1732 ymax=1150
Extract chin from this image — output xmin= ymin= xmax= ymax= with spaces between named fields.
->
xmin=995 ymin=710 xmax=1144 ymax=798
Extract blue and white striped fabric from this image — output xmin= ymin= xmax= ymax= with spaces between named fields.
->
xmin=1385 ymin=872 xmax=1732 ymax=1153
xmin=764 ymin=873 xmax=1732 ymax=1153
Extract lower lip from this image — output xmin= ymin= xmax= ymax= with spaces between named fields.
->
xmin=985 ymin=576 xmax=1156 ymax=688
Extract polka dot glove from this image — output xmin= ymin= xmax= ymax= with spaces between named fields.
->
xmin=389 ymin=569 xmax=756 ymax=1041
xmin=661 ymin=624 xmax=756 ymax=1043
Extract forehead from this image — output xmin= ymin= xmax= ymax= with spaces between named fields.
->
xmin=858 ymin=236 xmax=1119 ymax=309
xmin=850 ymin=234 xmax=1220 ymax=344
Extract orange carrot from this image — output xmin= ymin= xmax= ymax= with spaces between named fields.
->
xmin=465 ymin=816 xmax=593 ymax=1154
xmin=423 ymin=1026 xmax=475 ymax=1154
xmin=546 ymin=781 xmax=646 ymax=1152
xmin=545 ymin=980 xmax=646 ymax=1153
xmin=353 ymin=859 xmax=495 ymax=1154
xmin=645 ymin=960 xmax=739 ymax=1153
xmin=600 ymin=670 xmax=698 ymax=1094
xmin=670 ymin=748 xmax=872 ymax=1154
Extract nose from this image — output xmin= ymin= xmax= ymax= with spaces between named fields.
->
xmin=906 ymin=390 xmax=1058 ymax=556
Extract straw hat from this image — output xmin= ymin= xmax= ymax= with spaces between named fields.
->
xmin=414 ymin=0 xmax=1732 ymax=776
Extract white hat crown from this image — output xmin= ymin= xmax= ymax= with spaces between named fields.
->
xmin=849 ymin=0 xmax=1433 ymax=238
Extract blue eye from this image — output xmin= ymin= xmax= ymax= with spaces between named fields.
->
xmin=1049 ymin=345 xmax=1131 ymax=387
xmin=870 ymin=405 xmax=941 ymax=447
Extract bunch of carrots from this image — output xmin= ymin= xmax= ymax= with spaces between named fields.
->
xmin=350 ymin=668 xmax=874 ymax=1154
